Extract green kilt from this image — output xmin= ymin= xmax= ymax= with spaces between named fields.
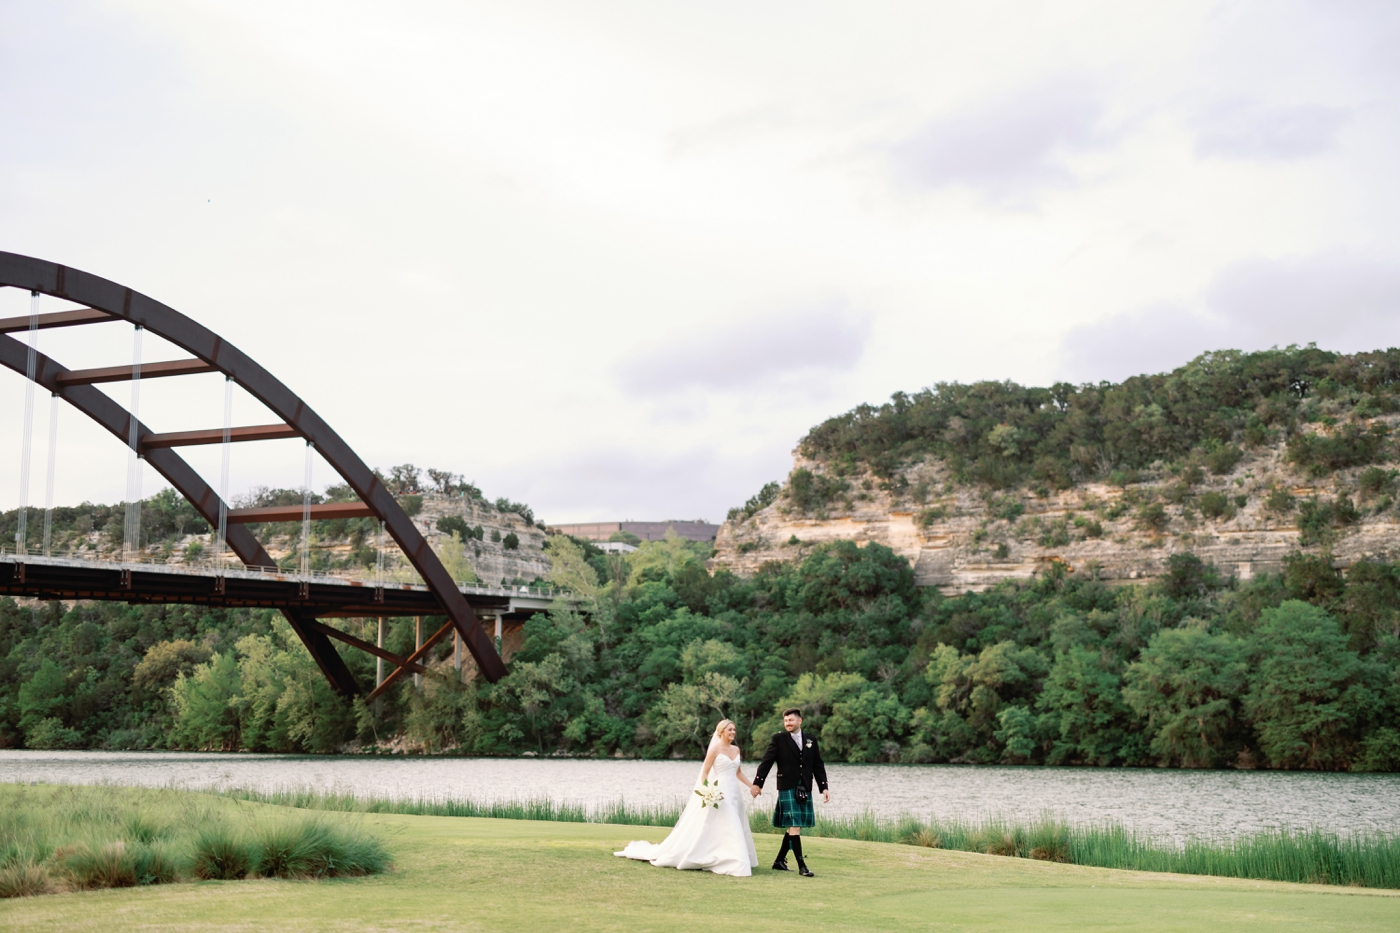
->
xmin=772 ymin=788 xmax=815 ymax=828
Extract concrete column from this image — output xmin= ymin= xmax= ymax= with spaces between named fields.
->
xmin=478 ymin=614 xmax=501 ymax=655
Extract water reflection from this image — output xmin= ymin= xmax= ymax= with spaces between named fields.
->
xmin=3 ymin=750 xmax=1397 ymax=843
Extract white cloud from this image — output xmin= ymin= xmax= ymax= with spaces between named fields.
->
xmin=1059 ymin=254 xmax=1400 ymax=383
xmin=890 ymin=79 xmax=1111 ymax=201
xmin=617 ymin=298 xmax=872 ymax=395
xmin=1193 ymin=101 xmax=1352 ymax=160
xmin=1 ymin=1 xmax=1398 ymax=523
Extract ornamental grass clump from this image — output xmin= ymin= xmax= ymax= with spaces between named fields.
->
xmin=132 ymin=841 xmax=182 ymax=886
xmin=59 ymin=841 xmax=140 ymax=889
xmin=253 ymin=818 xmax=390 ymax=879
xmin=189 ymin=825 xmax=253 ymax=881
xmin=0 ymin=861 xmax=53 ymax=898
xmin=57 ymin=838 xmax=179 ymax=890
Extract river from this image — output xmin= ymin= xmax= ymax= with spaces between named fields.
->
xmin=3 ymin=750 xmax=1397 ymax=843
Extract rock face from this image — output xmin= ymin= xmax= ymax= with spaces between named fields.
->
xmin=711 ymin=421 xmax=1400 ymax=592
xmin=255 ymin=495 xmax=549 ymax=584
xmin=413 ymin=494 xmax=550 ymax=585
xmin=77 ymin=494 xmax=552 ymax=587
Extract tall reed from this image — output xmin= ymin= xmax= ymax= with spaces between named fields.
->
xmin=748 ymin=810 xmax=1400 ymax=889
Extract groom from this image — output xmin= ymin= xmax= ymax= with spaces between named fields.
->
xmin=751 ymin=707 xmax=829 ymax=877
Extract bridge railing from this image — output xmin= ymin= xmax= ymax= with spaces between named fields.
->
xmin=0 ymin=545 xmax=573 ymax=600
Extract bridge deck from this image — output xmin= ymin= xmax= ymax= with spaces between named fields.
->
xmin=0 ymin=554 xmax=564 ymax=619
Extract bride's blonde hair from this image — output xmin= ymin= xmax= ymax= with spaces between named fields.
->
xmin=713 ymin=719 xmax=736 ymax=740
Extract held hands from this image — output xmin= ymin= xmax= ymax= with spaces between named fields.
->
xmin=749 ymin=784 xmax=761 ymax=798
xmin=823 ymin=790 xmax=831 ymax=803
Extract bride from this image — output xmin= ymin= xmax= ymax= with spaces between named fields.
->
xmin=615 ymin=719 xmax=760 ymax=877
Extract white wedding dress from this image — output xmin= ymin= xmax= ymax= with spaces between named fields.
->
xmin=614 ymin=750 xmax=759 ymax=877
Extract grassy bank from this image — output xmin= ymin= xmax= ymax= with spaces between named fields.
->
xmin=214 ymin=785 xmax=685 ymax=826
xmin=0 ymin=785 xmax=388 ymax=898
xmin=2 ymin=786 xmax=1398 ymax=933
xmin=210 ymin=785 xmax=1400 ymax=889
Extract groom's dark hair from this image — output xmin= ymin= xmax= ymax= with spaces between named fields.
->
xmin=782 ymin=708 xmax=802 ymax=718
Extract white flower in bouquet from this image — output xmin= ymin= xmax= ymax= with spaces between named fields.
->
xmin=694 ymin=779 xmax=724 ymax=809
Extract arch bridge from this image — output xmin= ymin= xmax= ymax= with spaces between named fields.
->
xmin=0 ymin=251 xmax=524 ymax=698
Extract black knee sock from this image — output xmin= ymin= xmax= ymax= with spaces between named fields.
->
xmin=791 ymin=836 xmax=805 ymax=864
xmin=776 ymin=835 xmax=792 ymax=861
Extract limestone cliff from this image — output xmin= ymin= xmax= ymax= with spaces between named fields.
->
xmin=711 ymin=416 xmax=1400 ymax=592
xmin=287 ymin=494 xmax=550 ymax=585
xmin=413 ymin=494 xmax=550 ymax=585
xmin=59 ymin=492 xmax=550 ymax=587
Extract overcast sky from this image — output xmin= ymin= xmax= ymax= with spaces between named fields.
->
xmin=2 ymin=1 xmax=1398 ymax=525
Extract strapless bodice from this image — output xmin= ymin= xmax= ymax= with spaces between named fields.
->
xmin=711 ymin=753 xmax=741 ymax=776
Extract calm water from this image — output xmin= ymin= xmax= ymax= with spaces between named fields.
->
xmin=3 ymin=750 xmax=1397 ymax=843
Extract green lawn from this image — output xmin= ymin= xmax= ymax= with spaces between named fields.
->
xmin=3 ymin=790 xmax=1398 ymax=932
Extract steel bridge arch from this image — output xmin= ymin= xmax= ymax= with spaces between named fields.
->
xmin=0 ymin=251 xmax=506 ymax=691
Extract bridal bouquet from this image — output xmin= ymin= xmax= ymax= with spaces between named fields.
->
xmin=694 ymin=779 xmax=724 ymax=809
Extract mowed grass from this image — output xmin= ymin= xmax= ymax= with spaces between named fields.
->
xmin=219 ymin=786 xmax=1400 ymax=889
xmin=2 ymin=786 xmax=1399 ymax=932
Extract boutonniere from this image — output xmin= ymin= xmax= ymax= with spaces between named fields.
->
xmin=805 ymin=740 xmax=813 ymax=748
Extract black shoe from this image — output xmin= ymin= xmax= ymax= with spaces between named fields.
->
xmin=797 ymin=863 xmax=815 ymax=877
xmin=771 ymin=859 xmax=792 ymax=871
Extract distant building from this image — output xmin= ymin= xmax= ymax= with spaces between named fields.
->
xmin=552 ymin=520 xmax=720 ymax=543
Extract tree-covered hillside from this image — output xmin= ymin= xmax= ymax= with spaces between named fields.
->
xmin=4 ymin=536 xmax=1398 ymax=771
xmin=797 ymin=346 xmax=1399 ymax=494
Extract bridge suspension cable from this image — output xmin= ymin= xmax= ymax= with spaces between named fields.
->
xmin=42 ymin=390 xmax=58 ymax=557
xmin=216 ymin=375 xmax=232 ymax=574
xmin=301 ymin=441 xmax=313 ymax=581
xmin=123 ymin=324 xmax=143 ymax=560
xmin=15 ymin=291 xmax=38 ymax=554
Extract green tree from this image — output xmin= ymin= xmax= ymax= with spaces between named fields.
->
xmin=484 ymin=654 xmax=578 ymax=753
xmin=1243 ymin=601 xmax=1382 ymax=770
xmin=132 ymin=640 xmax=212 ymax=694
xmin=1038 ymin=645 xmax=1139 ymax=766
xmin=169 ymin=652 xmax=242 ymax=751
xmin=434 ymin=531 xmax=479 ymax=584
xmin=17 ymin=659 xmax=70 ymax=742
xmin=821 ymin=684 xmax=911 ymax=762
xmin=761 ymin=671 xmax=866 ymax=739
xmin=24 ymin=716 xmax=82 ymax=749
xmin=649 ymin=671 xmax=745 ymax=755
xmin=927 ymin=641 xmax=1048 ymax=762
xmin=994 ymin=706 xmax=1039 ymax=763
xmin=626 ymin=530 xmax=708 ymax=587
xmin=403 ymin=677 xmax=476 ymax=753
xmin=1123 ymin=624 xmax=1248 ymax=767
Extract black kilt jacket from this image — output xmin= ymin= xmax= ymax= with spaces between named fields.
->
xmin=753 ymin=731 xmax=828 ymax=794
